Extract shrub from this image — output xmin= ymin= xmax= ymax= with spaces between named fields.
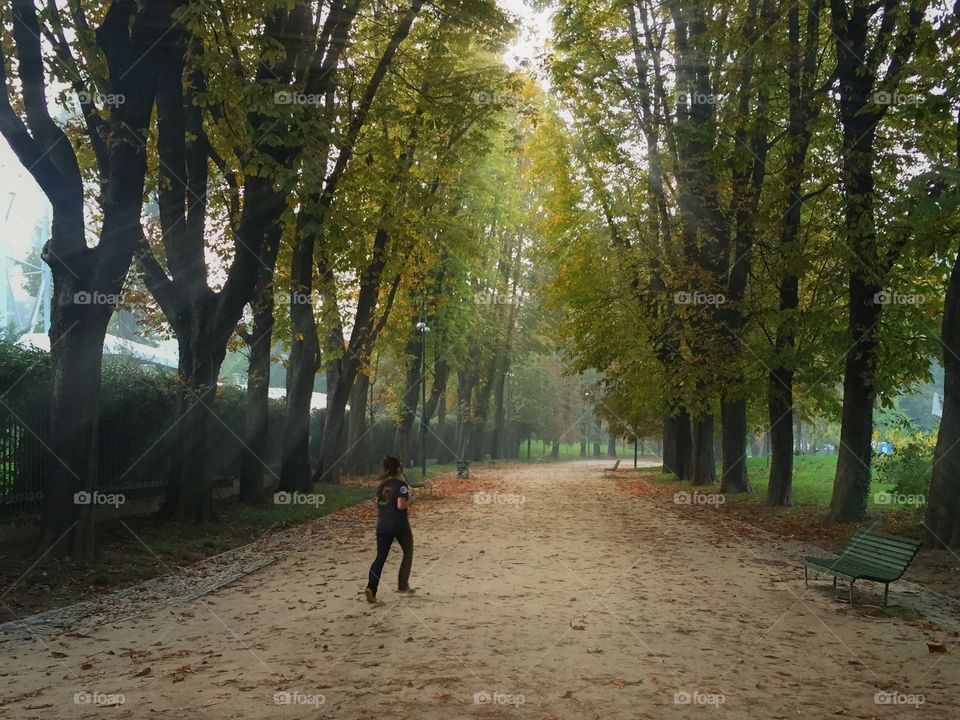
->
xmin=874 ymin=433 xmax=935 ymax=498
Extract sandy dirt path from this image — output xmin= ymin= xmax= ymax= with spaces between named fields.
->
xmin=1 ymin=461 xmax=957 ymax=719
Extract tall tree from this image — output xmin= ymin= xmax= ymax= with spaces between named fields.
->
xmin=827 ymin=0 xmax=928 ymax=521
xmin=140 ymin=3 xmax=314 ymax=520
xmin=281 ymin=0 xmax=426 ymax=489
xmin=0 ymin=0 xmax=178 ymax=559
xmin=767 ymin=0 xmax=828 ymax=506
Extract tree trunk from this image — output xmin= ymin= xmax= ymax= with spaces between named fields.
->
xmin=280 ymin=281 xmax=319 ymax=493
xmin=280 ymin=220 xmax=321 ymax=492
xmin=767 ymin=365 xmax=794 ymax=506
xmin=436 ymin=391 xmax=450 ymax=462
xmin=926 ymin=247 xmax=960 ymax=547
xmin=490 ymin=368 xmax=507 ymax=459
xmin=662 ymin=409 xmax=691 ymax=479
xmin=686 ymin=415 xmax=717 ymax=486
xmin=828 ymin=275 xmax=881 ymax=521
xmin=393 ymin=331 xmax=422 ymax=466
xmin=345 ymin=373 xmax=371 ymax=475
xmin=551 ymin=440 xmax=560 ymax=459
xmin=720 ymin=396 xmax=750 ymax=493
xmin=607 ymin=434 xmax=617 ymax=457
xmin=415 ymin=355 xmax=449 ymax=464
xmin=40 ymin=311 xmax=110 ymax=562
xmin=240 ymin=285 xmax=274 ymax=503
xmin=162 ymin=326 xmax=225 ymax=522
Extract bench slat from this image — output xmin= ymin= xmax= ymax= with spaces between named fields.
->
xmin=847 ymin=543 xmax=919 ymax=562
xmin=805 ymin=557 xmax=902 ymax=582
xmin=805 ymin=530 xmax=921 ymax=605
xmin=852 ymin=529 xmax=922 ymax=550
xmin=843 ymin=544 xmax=916 ymax=565
xmin=846 ymin=539 xmax=919 ymax=563
xmin=833 ymin=555 xmax=906 ymax=576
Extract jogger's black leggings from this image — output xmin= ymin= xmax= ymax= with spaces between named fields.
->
xmin=367 ymin=526 xmax=413 ymax=594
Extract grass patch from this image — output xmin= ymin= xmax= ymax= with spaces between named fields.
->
xmin=0 ymin=482 xmax=372 ymax=618
xmin=132 ymin=483 xmax=372 ymax=563
xmin=630 ymin=454 xmax=926 ymax=542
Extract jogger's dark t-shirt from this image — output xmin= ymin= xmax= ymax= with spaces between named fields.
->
xmin=376 ymin=477 xmax=410 ymax=533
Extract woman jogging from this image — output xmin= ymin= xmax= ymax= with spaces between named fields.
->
xmin=365 ymin=456 xmax=415 ymax=603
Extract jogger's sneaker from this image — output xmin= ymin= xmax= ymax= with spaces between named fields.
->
xmin=365 ymin=587 xmax=376 ymax=604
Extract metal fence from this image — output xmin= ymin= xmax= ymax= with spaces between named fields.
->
xmin=0 ymin=403 xmax=248 ymax=519
xmin=0 ymin=401 xmax=46 ymax=515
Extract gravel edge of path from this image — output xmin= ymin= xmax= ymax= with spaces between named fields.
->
xmin=0 ymin=504 xmax=373 ymax=641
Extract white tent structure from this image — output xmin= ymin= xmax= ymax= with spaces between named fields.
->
xmin=268 ymin=386 xmax=328 ymax=410
xmin=16 ymin=334 xmax=330 ymax=409
xmin=17 ymin=332 xmax=179 ymax=369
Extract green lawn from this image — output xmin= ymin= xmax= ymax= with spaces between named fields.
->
xmin=632 ymin=453 xmax=926 ymax=542
xmin=739 ymin=455 xmax=903 ymax=509
xmin=645 ymin=454 xmax=909 ymax=511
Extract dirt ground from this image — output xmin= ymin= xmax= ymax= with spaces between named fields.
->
xmin=1 ymin=461 xmax=958 ymax=719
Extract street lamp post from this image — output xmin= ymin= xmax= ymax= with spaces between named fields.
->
xmin=416 ymin=302 xmax=430 ymax=481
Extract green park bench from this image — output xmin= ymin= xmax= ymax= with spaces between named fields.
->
xmin=484 ymin=454 xmax=499 ymax=468
xmin=804 ymin=529 xmax=921 ymax=606
xmin=602 ymin=459 xmax=621 ymax=476
xmin=403 ymin=472 xmax=432 ymax=493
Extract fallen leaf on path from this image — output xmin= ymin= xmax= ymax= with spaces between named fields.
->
xmin=927 ymin=643 xmax=949 ymax=654
xmin=133 ymin=667 xmax=152 ymax=677
xmin=611 ymin=678 xmax=625 ymax=688
xmin=50 ymin=651 xmax=67 ymax=658
xmin=433 ymin=692 xmax=449 ymax=701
